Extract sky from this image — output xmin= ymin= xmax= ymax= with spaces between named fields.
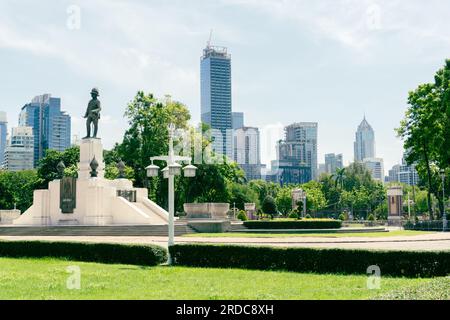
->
xmin=1 ymin=0 xmax=449 ymax=172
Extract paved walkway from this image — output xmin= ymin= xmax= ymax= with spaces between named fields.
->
xmin=1 ymin=232 xmax=449 ymax=251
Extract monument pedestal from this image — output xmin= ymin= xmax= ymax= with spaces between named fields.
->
xmin=78 ymin=138 xmax=104 ymax=179
xmin=387 ymin=186 xmax=404 ymax=226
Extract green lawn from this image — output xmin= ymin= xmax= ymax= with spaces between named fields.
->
xmin=0 ymin=257 xmax=434 ymax=300
xmin=374 ymin=277 xmax=450 ymax=300
xmin=183 ymin=230 xmax=432 ymax=238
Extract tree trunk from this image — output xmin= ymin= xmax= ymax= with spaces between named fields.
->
xmin=437 ymin=197 xmax=445 ymax=217
xmin=423 ymin=143 xmax=434 ymax=220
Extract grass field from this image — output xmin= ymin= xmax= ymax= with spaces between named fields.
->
xmin=0 ymin=257 xmax=434 ymax=300
xmin=182 ymin=230 xmax=432 ymax=238
xmin=374 ymin=277 xmax=450 ymax=300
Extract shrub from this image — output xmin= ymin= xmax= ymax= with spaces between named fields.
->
xmin=0 ymin=241 xmax=167 ymax=266
xmin=237 ymin=210 xmax=248 ymax=221
xmin=288 ymin=212 xmax=299 ymax=220
xmin=367 ymin=214 xmax=376 ymax=221
xmin=338 ymin=214 xmax=346 ymax=221
xmin=305 ymin=214 xmax=312 ymax=219
xmin=262 ymin=196 xmax=277 ymax=217
xmin=243 ymin=219 xmax=342 ymax=229
xmin=404 ymin=220 xmax=449 ymax=231
xmin=169 ymin=244 xmax=450 ymax=278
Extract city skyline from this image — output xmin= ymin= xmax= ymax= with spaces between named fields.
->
xmin=1 ymin=1 xmax=450 ymax=171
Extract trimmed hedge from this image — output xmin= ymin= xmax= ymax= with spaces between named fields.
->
xmin=243 ymin=219 xmax=342 ymax=229
xmin=169 ymin=244 xmax=450 ymax=278
xmin=404 ymin=220 xmax=448 ymax=231
xmin=0 ymin=241 xmax=167 ymax=266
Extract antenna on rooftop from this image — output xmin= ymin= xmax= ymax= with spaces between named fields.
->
xmin=207 ymin=29 xmax=213 ymax=48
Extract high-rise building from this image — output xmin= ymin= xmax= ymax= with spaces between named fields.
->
xmin=325 ymin=153 xmax=343 ymax=174
xmin=19 ymin=94 xmax=71 ymax=166
xmin=363 ymin=157 xmax=384 ymax=182
xmin=200 ymin=44 xmax=232 ymax=158
xmin=354 ymin=117 xmax=375 ymax=162
xmin=386 ymin=157 xmax=419 ymax=186
xmin=387 ymin=164 xmax=401 ymax=183
xmin=3 ymin=127 xmax=34 ymax=171
xmin=267 ymin=122 xmax=317 ymax=185
xmin=282 ymin=122 xmax=318 ymax=179
xmin=318 ymin=163 xmax=326 ymax=177
xmin=0 ymin=111 xmax=7 ymax=166
xmin=233 ymin=126 xmax=264 ymax=181
xmin=232 ymin=112 xmax=244 ymax=130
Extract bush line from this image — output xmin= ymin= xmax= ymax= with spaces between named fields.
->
xmin=0 ymin=241 xmax=168 ymax=266
xmin=169 ymin=244 xmax=450 ymax=278
xmin=243 ymin=219 xmax=342 ymax=230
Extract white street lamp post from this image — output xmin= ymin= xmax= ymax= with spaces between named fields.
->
xmin=145 ymin=124 xmax=197 ymax=263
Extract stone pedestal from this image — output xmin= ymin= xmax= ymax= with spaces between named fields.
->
xmin=387 ymin=186 xmax=403 ymax=226
xmin=184 ymin=203 xmax=230 ymax=219
xmin=78 ymin=138 xmax=104 ymax=179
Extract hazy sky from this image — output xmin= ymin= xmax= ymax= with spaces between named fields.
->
xmin=1 ymin=0 xmax=449 ymax=171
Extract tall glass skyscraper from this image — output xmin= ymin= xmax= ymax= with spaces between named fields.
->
xmin=201 ymin=44 xmax=232 ymax=158
xmin=19 ymin=94 xmax=71 ymax=167
xmin=354 ymin=116 xmax=376 ymax=162
xmin=0 ymin=111 xmax=7 ymax=166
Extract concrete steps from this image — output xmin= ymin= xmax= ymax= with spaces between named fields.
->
xmin=230 ymin=223 xmax=248 ymax=232
xmin=0 ymin=224 xmax=197 ymax=237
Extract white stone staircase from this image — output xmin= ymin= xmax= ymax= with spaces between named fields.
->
xmin=0 ymin=224 xmax=196 ymax=236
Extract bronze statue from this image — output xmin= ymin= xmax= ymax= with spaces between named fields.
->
xmin=83 ymin=88 xmax=101 ymax=139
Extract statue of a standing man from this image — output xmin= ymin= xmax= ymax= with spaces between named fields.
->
xmin=83 ymin=88 xmax=101 ymax=139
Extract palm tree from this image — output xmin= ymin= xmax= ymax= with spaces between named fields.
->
xmin=331 ymin=168 xmax=347 ymax=214
xmin=332 ymin=168 xmax=346 ymax=190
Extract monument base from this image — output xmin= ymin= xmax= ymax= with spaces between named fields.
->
xmin=13 ymin=138 xmax=170 ymax=227
xmin=388 ymin=216 xmax=403 ymax=227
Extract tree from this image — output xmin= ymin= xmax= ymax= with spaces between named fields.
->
xmin=0 ymin=170 xmax=40 ymax=212
xmin=275 ymin=187 xmax=293 ymax=215
xmin=115 ymin=92 xmax=191 ymax=208
xmin=36 ymin=146 xmax=80 ymax=188
xmin=248 ymin=180 xmax=280 ymax=205
xmin=104 ymin=163 xmax=135 ymax=181
xmin=117 ymin=92 xmax=191 ymax=190
xmin=332 ymin=168 xmax=346 ymax=190
xmin=177 ymin=160 xmax=245 ymax=209
xmin=319 ymin=173 xmax=341 ymax=213
xmin=343 ymin=162 xmax=375 ymax=191
xmin=397 ymin=84 xmax=442 ymax=219
xmin=397 ymin=60 xmax=450 ymax=218
xmin=262 ymin=196 xmax=278 ymax=218
xmin=301 ymin=181 xmax=327 ymax=214
xmin=229 ymin=183 xmax=259 ymax=211
xmin=433 ymin=60 xmax=450 ymax=170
